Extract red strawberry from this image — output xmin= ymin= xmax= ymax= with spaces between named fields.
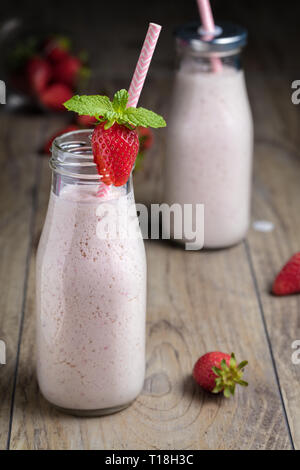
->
xmin=137 ymin=126 xmax=154 ymax=152
xmin=40 ymin=83 xmax=73 ymax=111
xmin=26 ymin=57 xmax=52 ymax=94
xmin=91 ymin=122 xmax=139 ymax=186
xmin=44 ymin=37 xmax=70 ymax=63
xmin=76 ymin=114 xmax=98 ymax=127
xmin=193 ymin=352 xmax=248 ymax=398
xmin=43 ymin=124 xmax=79 ymax=154
xmin=53 ymin=56 xmax=81 ymax=88
xmin=272 ymin=253 xmax=300 ymax=295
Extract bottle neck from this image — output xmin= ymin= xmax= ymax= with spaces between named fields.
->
xmin=50 ymin=129 xmax=131 ymax=200
xmin=176 ymin=44 xmax=243 ymax=74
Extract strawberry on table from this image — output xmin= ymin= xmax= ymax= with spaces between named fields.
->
xmin=26 ymin=57 xmax=52 ymax=94
xmin=272 ymin=252 xmax=300 ymax=296
xmin=40 ymin=83 xmax=73 ymax=111
xmin=193 ymin=352 xmax=248 ymax=398
xmin=64 ymin=89 xmax=166 ymax=186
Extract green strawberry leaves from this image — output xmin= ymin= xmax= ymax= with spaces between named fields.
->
xmin=64 ymin=89 xmax=166 ymax=129
xmin=212 ymin=353 xmax=248 ymax=398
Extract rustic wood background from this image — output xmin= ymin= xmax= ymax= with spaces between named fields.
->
xmin=0 ymin=0 xmax=300 ymax=450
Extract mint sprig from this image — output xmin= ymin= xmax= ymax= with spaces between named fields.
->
xmin=64 ymin=95 xmax=114 ymax=119
xmin=64 ymin=89 xmax=166 ymax=130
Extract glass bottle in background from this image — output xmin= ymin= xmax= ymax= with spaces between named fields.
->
xmin=36 ymin=130 xmax=147 ymax=416
xmin=163 ymin=22 xmax=253 ymax=249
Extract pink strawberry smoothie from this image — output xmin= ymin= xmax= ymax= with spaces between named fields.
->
xmin=36 ymin=183 xmax=147 ymax=413
xmin=164 ymin=65 xmax=253 ymax=248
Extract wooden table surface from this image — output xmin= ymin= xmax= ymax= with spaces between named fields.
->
xmin=0 ymin=0 xmax=300 ymax=450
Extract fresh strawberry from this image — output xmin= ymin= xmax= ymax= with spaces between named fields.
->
xmin=63 ymin=89 xmax=166 ymax=186
xmin=137 ymin=126 xmax=154 ymax=152
xmin=193 ymin=352 xmax=248 ymax=398
xmin=272 ymin=253 xmax=300 ymax=295
xmin=43 ymin=124 xmax=79 ymax=154
xmin=76 ymin=114 xmax=98 ymax=127
xmin=26 ymin=57 xmax=52 ymax=94
xmin=53 ymin=56 xmax=81 ymax=88
xmin=44 ymin=37 xmax=70 ymax=63
xmin=92 ymin=122 xmax=139 ymax=186
xmin=40 ymin=83 xmax=73 ymax=111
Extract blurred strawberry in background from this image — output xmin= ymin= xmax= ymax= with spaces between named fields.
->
xmin=40 ymin=83 xmax=73 ymax=110
xmin=7 ymin=33 xmax=90 ymax=111
xmin=137 ymin=127 xmax=154 ymax=151
xmin=26 ymin=57 xmax=52 ymax=94
xmin=52 ymin=56 xmax=82 ymax=88
xmin=76 ymin=114 xmax=98 ymax=127
xmin=135 ymin=127 xmax=154 ymax=170
xmin=44 ymin=36 xmax=70 ymax=63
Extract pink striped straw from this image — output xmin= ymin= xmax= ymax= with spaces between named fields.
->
xmin=98 ymin=23 xmax=161 ymax=197
xmin=127 ymin=23 xmax=162 ymax=108
xmin=96 ymin=182 xmax=109 ymax=198
xmin=196 ymin=0 xmax=222 ymax=72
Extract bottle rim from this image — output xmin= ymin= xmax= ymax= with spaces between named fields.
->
xmin=175 ymin=21 xmax=247 ymax=56
xmin=51 ymin=129 xmax=101 ymax=181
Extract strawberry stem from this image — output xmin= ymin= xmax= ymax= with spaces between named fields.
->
xmin=212 ymin=353 xmax=248 ymax=398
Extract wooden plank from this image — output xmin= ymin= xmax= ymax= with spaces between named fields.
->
xmin=9 ymin=143 xmax=291 ymax=449
xmin=246 ymin=64 xmax=300 ymax=448
xmin=0 ymin=113 xmax=43 ymax=449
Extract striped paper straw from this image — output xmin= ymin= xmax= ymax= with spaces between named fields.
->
xmin=96 ymin=182 xmax=109 ymax=198
xmin=127 ymin=23 xmax=162 ymax=108
xmin=196 ymin=0 xmax=222 ymax=72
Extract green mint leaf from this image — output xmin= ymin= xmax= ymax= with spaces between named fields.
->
xmin=104 ymin=119 xmax=116 ymax=130
xmin=112 ymin=89 xmax=129 ymax=113
xmin=124 ymin=107 xmax=166 ymax=128
xmin=64 ymin=90 xmax=167 ymax=129
xmin=64 ymin=95 xmax=114 ymax=118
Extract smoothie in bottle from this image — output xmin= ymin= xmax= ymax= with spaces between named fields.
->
xmin=36 ymin=131 xmax=147 ymax=413
xmin=163 ymin=22 xmax=253 ymax=248
xmin=36 ymin=23 xmax=166 ymax=415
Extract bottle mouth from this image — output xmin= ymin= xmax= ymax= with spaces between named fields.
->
xmin=51 ymin=129 xmax=101 ymax=181
xmin=175 ymin=21 xmax=247 ymax=56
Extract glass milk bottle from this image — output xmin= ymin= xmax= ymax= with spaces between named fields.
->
xmin=164 ymin=22 xmax=253 ymax=248
xmin=36 ymin=130 xmax=147 ymax=416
